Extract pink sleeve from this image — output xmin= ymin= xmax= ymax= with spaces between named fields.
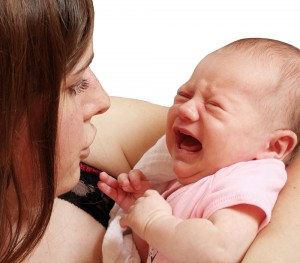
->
xmin=201 ymin=159 xmax=287 ymax=231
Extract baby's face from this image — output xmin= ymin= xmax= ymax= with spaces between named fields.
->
xmin=166 ymin=50 xmax=279 ymax=185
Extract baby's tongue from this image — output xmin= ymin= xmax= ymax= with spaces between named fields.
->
xmin=180 ymin=135 xmax=202 ymax=152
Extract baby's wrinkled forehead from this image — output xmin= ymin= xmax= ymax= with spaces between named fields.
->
xmin=195 ymin=49 xmax=280 ymax=94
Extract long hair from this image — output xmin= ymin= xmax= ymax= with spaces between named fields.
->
xmin=0 ymin=0 xmax=94 ymax=262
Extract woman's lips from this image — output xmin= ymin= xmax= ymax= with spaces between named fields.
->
xmin=80 ymin=127 xmax=97 ymax=160
xmin=80 ymin=147 xmax=90 ymax=159
xmin=176 ymin=131 xmax=202 ymax=152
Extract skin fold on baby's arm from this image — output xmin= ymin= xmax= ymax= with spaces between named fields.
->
xmin=99 ymin=170 xmax=265 ymax=263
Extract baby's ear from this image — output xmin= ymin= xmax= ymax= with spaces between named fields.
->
xmin=257 ymin=130 xmax=297 ymax=161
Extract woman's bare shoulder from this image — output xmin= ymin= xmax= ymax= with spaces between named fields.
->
xmin=25 ymin=198 xmax=105 ymax=263
xmin=86 ymin=96 xmax=168 ymax=177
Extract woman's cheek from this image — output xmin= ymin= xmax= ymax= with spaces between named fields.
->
xmin=55 ymin=98 xmax=83 ymax=194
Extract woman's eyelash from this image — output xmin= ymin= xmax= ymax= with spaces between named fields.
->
xmin=70 ymin=79 xmax=89 ymax=95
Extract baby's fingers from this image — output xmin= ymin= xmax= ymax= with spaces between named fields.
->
xmin=99 ymin=172 xmax=118 ymax=188
xmin=119 ymin=213 xmax=129 ymax=228
xmin=128 ymin=170 xmax=153 ymax=192
xmin=118 ymin=173 xmax=134 ymax=192
xmin=98 ymin=172 xmax=119 ymax=201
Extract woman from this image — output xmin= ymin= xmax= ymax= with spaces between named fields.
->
xmin=0 ymin=0 xmax=110 ymax=262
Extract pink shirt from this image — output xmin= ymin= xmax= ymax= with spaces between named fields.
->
xmin=147 ymin=159 xmax=287 ymax=263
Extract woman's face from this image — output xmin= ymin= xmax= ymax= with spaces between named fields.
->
xmin=56 ymin=40 xmax=110 ymax=196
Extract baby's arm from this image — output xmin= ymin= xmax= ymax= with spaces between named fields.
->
xmin=120 ymin=190 xmax=265 ymax=263
xmin=98 ymin=169 xmax=152 ymax=211
xmin=98 ymin=170 xmax=152 ymax=260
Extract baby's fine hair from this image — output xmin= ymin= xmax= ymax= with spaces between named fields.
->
xmin=223 ymin=38 xmax=300 ymax=158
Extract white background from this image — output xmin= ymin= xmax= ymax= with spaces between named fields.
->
xmin=91 ymin=0 xmax=300 ymax=107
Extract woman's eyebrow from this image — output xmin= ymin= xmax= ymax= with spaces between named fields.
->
xmin=73 ymin=53 xmax=94 ymax=75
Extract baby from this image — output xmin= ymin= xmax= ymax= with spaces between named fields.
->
xmin=99 ymin=38 xmax=300 ymax=263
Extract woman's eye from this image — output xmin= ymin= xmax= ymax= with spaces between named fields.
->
xmin=70 ymin=79 xmax=89 ymax=95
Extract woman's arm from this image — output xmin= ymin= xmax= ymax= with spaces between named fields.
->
xmin=242 ymin=153 xmax=300 ymax=262
xmin=86 ymin=96 xmax=168 ymax=177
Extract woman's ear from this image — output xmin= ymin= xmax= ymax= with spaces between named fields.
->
xmin=257 ymin=130 xmax=297 ymax=161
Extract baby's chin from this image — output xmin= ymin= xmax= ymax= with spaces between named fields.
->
xmin=176 ymin=175 xmax=203 ymax=185
xmin=173 ymin=165 xmax=207 ymax=185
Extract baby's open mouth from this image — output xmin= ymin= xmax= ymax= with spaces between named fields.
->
xmin=176 ymin=132 xmax=202 ymax=152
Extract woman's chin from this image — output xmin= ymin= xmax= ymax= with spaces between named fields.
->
xmin=56 ymin=165 xmax=81 ymax=196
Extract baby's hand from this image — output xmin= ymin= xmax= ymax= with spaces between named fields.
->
xmin=118 ymin=169 xmax=152 ymax=194
xmin=120 ymin=189 xmax=172 ymax=240
xmin=98 ymin=170 xmax=152 ymax=212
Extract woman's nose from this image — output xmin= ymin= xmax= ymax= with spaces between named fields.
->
xmin=93 ymin=86 xmax=110 ymax=116
xmin=178 ymin=99 xmax=199 ymax=122
xmin=83 ymin=70 xmax=110 ymax=121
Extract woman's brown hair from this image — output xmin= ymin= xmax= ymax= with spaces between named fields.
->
xmin=0 ymin=0 xmax=94 ymax=262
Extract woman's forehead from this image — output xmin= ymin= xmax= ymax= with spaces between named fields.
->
xmin=70 ymin=40 xmax=94 ymax=77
